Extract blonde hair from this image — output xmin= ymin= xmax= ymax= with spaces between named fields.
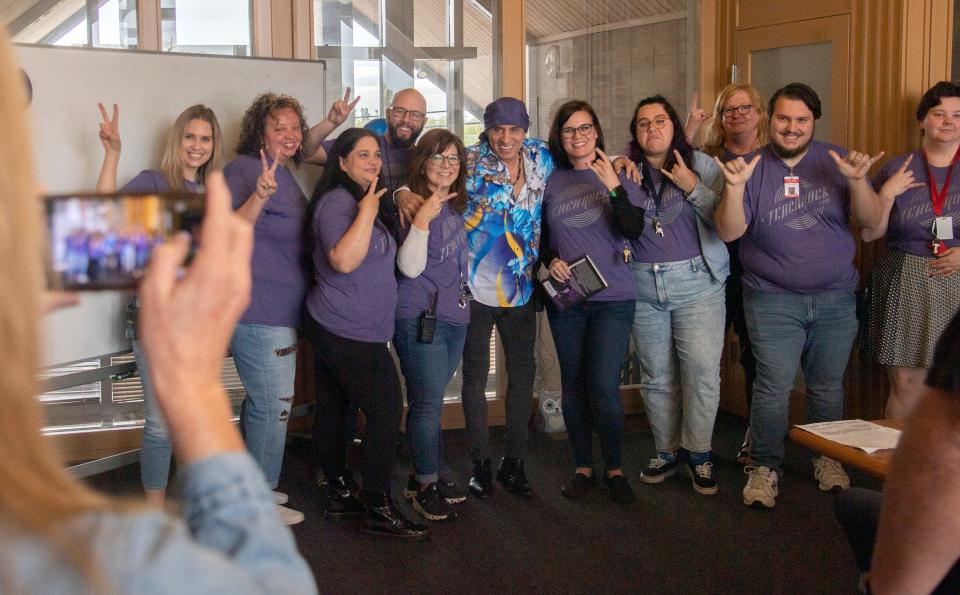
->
xmin=0 ymin=33 xmax=115 ymax=589
xmin=159 ymin=104 xmax=223 ymax=192
xmin=701 ymin=83 xmax=770 ymax=158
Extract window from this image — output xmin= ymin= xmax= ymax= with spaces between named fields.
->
xmin=160 ymin=0 xmax=251 ymax=56
xmin=9 ymin=0 xmax=138 ymax=48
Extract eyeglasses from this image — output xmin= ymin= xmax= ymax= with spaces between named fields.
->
xmin=560 ymin=123 xmax=595 ymax=139
xmin=428 ymin=153 xmax=461 ymax=165
xmin=636 ymin=117 xmax=670 ymax=131
xmin=389 ymin=106 xmax=426 ymax=122
xmin=721 ymin=104 xmax=755 ymax=118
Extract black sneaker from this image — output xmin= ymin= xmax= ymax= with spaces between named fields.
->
xmin=437 ymin=480 xmax=467 ymax=504
xmin=604 ymin=474 xmax=636 ymax=505
xmin=639 ymin=454 xmax=678 ymax=484
xmin=409 ymin=483 xmax=457 ymax=522
xmin=686 ymin=460 xmax=719 ymax=495
xmin=561 ymin=472 xmax=596 ymax=499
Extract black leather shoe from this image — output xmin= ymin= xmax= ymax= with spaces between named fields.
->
xmin=497 ymin=457 xmax=535 ymax=498
xmin=362 ymin=494 xmax=431 ymax=540
xmin=468 ymin=458 xmax=493 ymax=499
xmin=321 ymin=476 xmax=364 ymax=517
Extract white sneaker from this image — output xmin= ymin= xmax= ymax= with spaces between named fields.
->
xmin=813 ymin=456 xmax=850 ymax=492
xmin=272 ymin=491 xmax=289 ymax=505
xmin=742 ymin=466 xmax=778 ymax=508
xmin=276 ymin=504 xmax=304 ymax=525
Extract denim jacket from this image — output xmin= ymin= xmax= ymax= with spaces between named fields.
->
xmin=1 ymin=453 xmax=317 ymax=594
xmin=679 ymin=150 xmax=730 ymax=283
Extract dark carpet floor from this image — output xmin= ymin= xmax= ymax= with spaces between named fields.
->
xmin=86 ymin=411 xmax=879 ymax=594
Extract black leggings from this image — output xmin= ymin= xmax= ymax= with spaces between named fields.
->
xmin=305 ymin=316 xmax=402 ymax=500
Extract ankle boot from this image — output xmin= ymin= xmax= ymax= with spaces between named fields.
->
xmin=321 ymin=475 xmax=364 ymax=517
xmin=468 ymin=458 xmax=493 ymax=498
xmin=362 ymin=493 xmax=430 ymax=540
xmin=497 ymin=457 xmax=535 ymax=498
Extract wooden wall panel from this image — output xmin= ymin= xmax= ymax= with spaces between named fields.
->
xmin=735 ymin=0 xmax=851 ymax=30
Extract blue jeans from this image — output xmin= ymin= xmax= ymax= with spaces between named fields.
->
xmin=230 ymin=323 xmax=297 ymax=489
xmin=547 ymin=300 xmax=635 ymax=470
xmin=630 ymin=256 xmax=726 ymax=454
xmin=744 ymin=289 xmax=858 ymax=472
xmin=393 ymin=317 xmax=467 ymax=484
xmin=134 ymin=340 xmax=172 ymax=490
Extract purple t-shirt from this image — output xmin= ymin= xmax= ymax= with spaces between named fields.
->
xmin=740 ymin=141 xmax=858 ymax=293
xmin=542 ymin=168 xmax=638 ymax=302
xmin=120 ymin=170 xmax=202 ymax=193
xmin=322 ymin=135 xmax=411 ymax=194
xmin=396 ymin=203 xmax=470 ymax=325
xmin=225 ymin=155 xmax=307 ymax=327
xmin=872 ymin=150 xmax=960 ymax=255
xmin=631 ymin=166 xmax=703 ymax=263
xmin=306 ymin=188 xmax=398 ymax=342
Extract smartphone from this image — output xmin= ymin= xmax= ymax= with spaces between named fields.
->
xmin=46 ymin=192 xmax=204 ymax=290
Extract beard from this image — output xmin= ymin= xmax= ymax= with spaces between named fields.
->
xmin=771 ymin=134 xmax=812 ymax=159
xmin=387 ymin=121 xmax=423 ymax=149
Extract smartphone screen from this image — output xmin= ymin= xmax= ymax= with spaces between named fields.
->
xmin=46 ymin=192 xmax=204 ymax=290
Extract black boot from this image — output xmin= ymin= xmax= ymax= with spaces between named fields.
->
xmin=497 ymin=457 xmax=535 ymax=498
xmin=362 ymin=493 xmax=431 ymax=540
xmin=320 ymin=475 xmax=364 ymax=517
xmin=468 ymin=458 xmax=493 ymax=498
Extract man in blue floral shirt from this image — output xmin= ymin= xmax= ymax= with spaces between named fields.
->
xmin=461 ymin=97 xmax=554 ymax=499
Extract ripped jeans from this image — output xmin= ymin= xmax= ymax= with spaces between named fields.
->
xmin=230 ymin=323 xmax=297 ymax=489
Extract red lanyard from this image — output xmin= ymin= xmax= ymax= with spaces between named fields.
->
xmin=921 ymin=146 xmax=960 ymax=217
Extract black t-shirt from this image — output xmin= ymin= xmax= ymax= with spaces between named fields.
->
xmin=926 ymin=309 xmax=960 ymax=394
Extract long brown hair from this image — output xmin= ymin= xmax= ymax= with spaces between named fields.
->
xmin=406 ymin=129 xmax=468 ymax=214
xmin=159 ymin=104 xmax=223 ymax=191
xmin=702 ymin=83 xmax=769 ymax=158
xmin=0 ymin=33 xmax=116 ymax=590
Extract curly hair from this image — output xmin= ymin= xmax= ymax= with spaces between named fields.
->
xmin=627 ymin=95 xmax=693 ymax=172
xmin=234 ymin=92 xmax=309 ymax=165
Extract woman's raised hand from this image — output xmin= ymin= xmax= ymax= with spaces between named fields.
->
xmin=879 ymin=154 xmax=925 ymax=202
xmin=660 ymin=150 xmax=698 ymax=194
xmin=327 ymin=87 xmax=361 ymax=127
xmin=98 ymin=102 xmax=120 ymax=153
xmin=588 ymin=149 xmax=621 ymax=192
xmin=412 ymin=189 xmax=457 ymax=231
xmin=360 ymin=177 xmax=388 ymax=214
xmin=255 ymin=149 xmax=280 ymax=200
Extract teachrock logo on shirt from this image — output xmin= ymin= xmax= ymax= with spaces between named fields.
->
xmin=554 ymin=184 xmax=609 ymax=228
xmin=767 ymin=179 xmax=831 ymax=230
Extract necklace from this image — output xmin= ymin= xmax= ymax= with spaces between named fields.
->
xmin=509 ymin=159 xmax=524 ymax=185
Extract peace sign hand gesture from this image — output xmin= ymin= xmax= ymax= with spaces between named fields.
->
xmin=256 ymin=149 xmax=280 ymax=200
xmin=829 ymin=149 xmax=884 ymax=181
xmin=412 ymin=189 xmax=457 ymax=231
xmin=715 ymin=154 xmax=762 ymax=188
xmin=879 ymin=154 xmax=925 ymax=203
xmin=588 ymin=148 xmax=621 ymax=191
xmin=660 ymin=150 xmax=699 ymax=194
xmin=327 ymin=87 xmax=361 ymax=127
xmin=98 ymin=102 xmax=120 ymax=153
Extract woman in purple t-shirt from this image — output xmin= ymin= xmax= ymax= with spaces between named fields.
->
xmin=303 ymin=128 xmax=428 ymax=540
xmin=393 ymin=129 xmax=470 ymax=522
xmin=627 ymin=95 xmax=729 ymax=496
xmin=225 ymin=93 xmax=311 ymax=526
xmin=862 ymin=82 xmax=960 ymax=418
xmin=541 ymin=100 xmax=645 ymax=504
xmin=94 ymin=103 xmax=222 ymax=508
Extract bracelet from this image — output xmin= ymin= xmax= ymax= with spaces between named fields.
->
xmin=609 ymin=185 xmax=624 ymax=199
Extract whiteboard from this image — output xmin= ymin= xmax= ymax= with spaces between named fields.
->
xmin=15 ymin=44 xmax=327 ymax=365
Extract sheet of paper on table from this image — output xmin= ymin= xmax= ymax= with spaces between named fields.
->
xmin=796 ymin=419 xmax=902 ymax=453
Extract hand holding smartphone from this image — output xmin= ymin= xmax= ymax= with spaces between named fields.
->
xmin=46 ymin=192 xmax=204 ymax=290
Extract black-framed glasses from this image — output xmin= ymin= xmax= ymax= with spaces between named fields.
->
xmin=721 ymin=104 xmax=755 ymax=118
xmin=636 ymin=117 xmax=669 ymax=131
xmin=389 ymin=106 xmax=426 ymax=121
xmin=560 ymin=123 xmax=595 ymax=139
xmin=429 ymin=153 xmax=461 ymax=165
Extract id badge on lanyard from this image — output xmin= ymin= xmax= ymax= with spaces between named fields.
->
xmin=923 ymin=147 xmax=960 ymax=256
xmin=783 ymin=175 xmax=801 ymax=199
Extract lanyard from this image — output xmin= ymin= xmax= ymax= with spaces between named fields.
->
xmin=921 ymin=146 xmax=960 ymax=217
xmin=641 ymin=163 xmax=668 ymax=216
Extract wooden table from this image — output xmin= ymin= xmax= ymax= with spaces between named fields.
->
xmin=788 ymin=419 xmax=903 ymax=480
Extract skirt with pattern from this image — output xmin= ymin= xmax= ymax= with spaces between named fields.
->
xmin=864 ymin=247 xmax=960 ymax=368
